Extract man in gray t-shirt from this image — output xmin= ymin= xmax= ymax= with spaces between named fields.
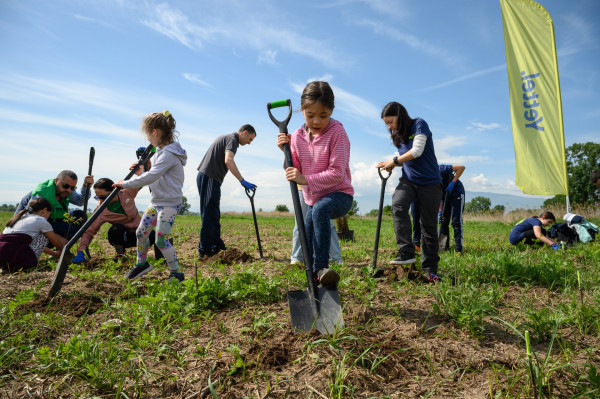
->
xmin=196 ymin=124 xmax=257 ymax=257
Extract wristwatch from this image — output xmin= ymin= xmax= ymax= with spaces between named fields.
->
xmin=393 ymin=156 xmax=400 ymax=165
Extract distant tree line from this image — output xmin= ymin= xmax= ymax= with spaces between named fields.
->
xmin=0 ymin=203 xmax=17 ymax=212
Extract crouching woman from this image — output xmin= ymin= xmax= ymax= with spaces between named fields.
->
xmin=509 ymin=211 xmax=560 ymax=249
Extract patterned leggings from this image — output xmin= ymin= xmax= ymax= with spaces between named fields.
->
xmin=136 ymin=205 xmax=180 ymax=271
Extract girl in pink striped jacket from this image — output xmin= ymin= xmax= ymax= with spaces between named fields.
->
xmin=276 ymin=81 xmax=354 ymax=287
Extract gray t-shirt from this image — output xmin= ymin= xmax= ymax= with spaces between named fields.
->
xmin=197 ymin=133 xmax=239 ymax=183
xmin=3 ymin=214 xmax=53 ymax=237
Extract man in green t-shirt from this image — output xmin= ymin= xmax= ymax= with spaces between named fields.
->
xmin=15 ymin=170 xmax=94 ymax=240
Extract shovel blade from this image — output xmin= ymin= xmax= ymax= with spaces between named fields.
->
xmin=438 ymin=234 xmax=448 ymax=252
xmin=288 ymin=285 xmax=344 ymax=334
xmin=48 ymin=250 xmax=74 ymax=298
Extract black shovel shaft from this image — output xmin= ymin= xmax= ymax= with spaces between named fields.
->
xmin=439 ymin=190 xmax=451 ymax=227
xmin=267 ymin=100 xmax=318 ymax=309
xmin=245 ymin=188 xmax=263 ymax=258
xmin=371 ymin=168 xmax=391 ymax=269
xmin=82 ymin=147 xmax=95 ymax=221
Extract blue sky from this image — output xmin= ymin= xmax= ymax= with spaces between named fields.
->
xmin=1 ymin=0 xmax=599 ymax=214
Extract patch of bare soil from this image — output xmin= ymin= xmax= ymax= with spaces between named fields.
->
xmin=1 ymin=220 xmax=597 ymax=399
xmin=15 ymin=293 xmax=104 ymax=317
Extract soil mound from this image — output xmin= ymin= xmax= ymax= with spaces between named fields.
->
xmin=207 ymin=248 xmax=253 ymax=264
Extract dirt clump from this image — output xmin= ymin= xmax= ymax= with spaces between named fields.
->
xmin=206 ymin=248 xmax=253 ymax=264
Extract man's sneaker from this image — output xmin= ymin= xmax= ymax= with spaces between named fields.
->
xmin=389 ymin=254 xmax=416 ymax=265
xmin=290 ymin=259 xmax=302 ymax=265
xmin=168 ymin=270 xmax=184 ymax=282
xmin=416 ymin=272 xmax=442 ymax=284
xmin=316 ymin=268 xmax=340 ymax=286
xmin=125 ymin=262 xmax=153 ymax=280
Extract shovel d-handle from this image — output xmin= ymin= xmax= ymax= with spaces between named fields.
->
xmin=245 ymin=188 xmax=264 ymax=258
xmin=48 ymin=145 xmax=155 ymax=298
xmin=267 ymin=99 xmax=319 ymax=315
xmin=371 ymin=168 xmax=392 ymax=270
xmin=267 ymin=99 xmax=292 ymax=135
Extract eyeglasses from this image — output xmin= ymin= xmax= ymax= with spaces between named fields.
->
xmin=94 ymin=195 xmax=108 ymax=201
xmin=59 ymin=180 xmax=77 ymax=191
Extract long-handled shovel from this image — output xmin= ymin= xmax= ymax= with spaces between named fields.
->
xmin=81 ymin=147 xmax=95 ymax=259
xmin=267 ymin=99 xmax=343 ymax=334
xmin=245 ymin=187 xmax=263 ymax=258
xmin=370 ymin=167 xmax=392 ymax=275
xmin=438 ymin=191 xmax=452 ymax=251
xmin=48 ymin=146 xmax=155 ymax=298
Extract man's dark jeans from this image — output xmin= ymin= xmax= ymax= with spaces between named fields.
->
xmin=197 ymin=171 xmax=226 ymax=256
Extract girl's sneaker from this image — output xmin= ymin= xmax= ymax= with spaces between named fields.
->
xmin=168 ymin=270 xmax=184 ymax=282
xmin=125 ymin=262 xmax=152 ymax=280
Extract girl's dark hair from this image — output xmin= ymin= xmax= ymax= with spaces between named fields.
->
xmin=539 ymin=211 xmax=556 ymax=221
xmin=381 ymin=102 xmax=416 ymax=147
xmin=93 ymin=178 xmax=114 ymax=192
xmin=300 ymin=81 xmax=335 ymax=111
xmin=143 ymin=110 xmax=177 ymax=147
xmin=6 ymin=197 xmax=53 ymax=228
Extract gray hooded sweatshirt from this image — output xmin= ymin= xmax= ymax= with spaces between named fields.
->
xmin=121 ymin=142 xmax=187 ymax=207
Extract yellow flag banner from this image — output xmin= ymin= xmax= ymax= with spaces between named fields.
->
xmin=499 ymin=0 xmax=568 ymax=195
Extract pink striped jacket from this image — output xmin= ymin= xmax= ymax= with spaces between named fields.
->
xmin=290 ymin=119 xmax=354 ymax=206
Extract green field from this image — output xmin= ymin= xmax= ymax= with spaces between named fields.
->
xmin=1 ymin=211 xmax=599 ymax=398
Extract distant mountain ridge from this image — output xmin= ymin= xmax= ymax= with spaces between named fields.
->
xmin=465 ymin=191 xmax=548 ymax=211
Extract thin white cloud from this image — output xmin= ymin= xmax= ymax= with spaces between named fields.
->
xmin=183 ymin=73 xmax=211 ymax=87
xmin=289 ymin=77 xmax=382 ymax=132
xmin=353 ymin=18 xmax=461 ymax=68
xmin=0 ymin=108 xmax=136 ymax=138
xmin=0 ymin=73 xmax=142 ymax=119
xmin=420 ymin=64 xmax=506 ymax=92
xmin=140 ymin=3 xmax=352 ymax=69
xmin=557 ymin=13 xmax=596 ymax=57
xmin=140 ymin=4 xmax=218 ymax=50
xmin=466 ymin=121 xmax=503 ymax=132
xmin=315 ymin=0 xmax=412 ymax=20
xmin=257 ymin=50 xmax=279 ymax=65
xmin=72 ymin=13 xmax=118 ymax=30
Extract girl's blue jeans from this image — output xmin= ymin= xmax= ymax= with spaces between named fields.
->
xmin=305 ymin=192 xmax=353 ymax=272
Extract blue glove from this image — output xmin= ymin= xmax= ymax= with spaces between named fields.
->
xmin=551 ymin=243 xmax=561 ymax=250
xmin=240 ymin=179 xmax=256 ymax=190
xmin=446 ymin=181 xmax=455 ymax=193
xmin=136 ymin=146 xmax=146 ymax=159
xmin=73 ymin=251 xmax=86 ymax=263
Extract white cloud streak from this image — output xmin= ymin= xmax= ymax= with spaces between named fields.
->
xmin=139 ymin=3 xmax=352 ymax=68
xmin=420 ymin=64 xmax=506 ymax=91
xmin=352 ymin=18 xmax=461 ymax=68
xmin=183 ymin=73 xmax=211 ymax=87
